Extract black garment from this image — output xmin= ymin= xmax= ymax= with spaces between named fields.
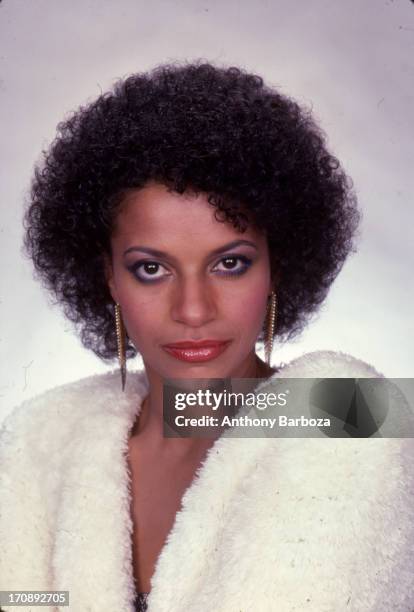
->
xmin=134 ymin=592 xmax=149 ymax=611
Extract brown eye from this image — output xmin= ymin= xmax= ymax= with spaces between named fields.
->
xmin=142 ymin=263 xmax=159 ymax=275
xmin=213 ymin=255 xmax=252 ymax=277
xmin=129 ymin=261 xmax=170 ymax=283
xmin=222 ymin=257 xmax=238 ymax=269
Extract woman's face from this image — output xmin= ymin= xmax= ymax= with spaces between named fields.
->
xmin=105 ymin=181 xmax=273 ymax=380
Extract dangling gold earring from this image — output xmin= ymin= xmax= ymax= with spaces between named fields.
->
xmin=114 ymin=302 xmax=127 ymax=391
xmin=264 ymin=291 xmax=277 ymax=367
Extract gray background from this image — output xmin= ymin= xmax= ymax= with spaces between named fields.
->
xmin=1 ymin=0 xmax=413 ymax=418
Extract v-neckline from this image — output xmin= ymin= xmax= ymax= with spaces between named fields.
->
xmin=124 ymin=369 xmax=279 ymax=609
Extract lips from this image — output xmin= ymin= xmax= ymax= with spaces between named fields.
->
xmin=162 ymin=340 xmax=232 ymax=363
xmin=163 ymin=340 xmax=230 ymax=348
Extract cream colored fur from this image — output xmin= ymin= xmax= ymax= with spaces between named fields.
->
xmin=1 ymin=350 xmax=413 ymax=611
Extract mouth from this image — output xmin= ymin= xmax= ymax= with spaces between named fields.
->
xmin=161 ymin=340 xmax=232 ymax=363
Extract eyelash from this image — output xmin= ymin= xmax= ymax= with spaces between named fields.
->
xmin=128 ymin=255 xmax=253 ymax=284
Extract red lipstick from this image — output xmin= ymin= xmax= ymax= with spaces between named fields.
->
xmin=161 ymin=339 xmax=232 ymax=363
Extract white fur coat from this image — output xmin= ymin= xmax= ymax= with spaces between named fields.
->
xmin=1 ymin=350 xmax=414 ymax=612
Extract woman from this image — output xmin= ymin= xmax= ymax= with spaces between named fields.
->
xmin=1 ymin=62 xmax=413 ymax=612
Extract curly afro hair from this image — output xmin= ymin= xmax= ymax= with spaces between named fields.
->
xmin=23 ymin=60 xmax=360 ymax=363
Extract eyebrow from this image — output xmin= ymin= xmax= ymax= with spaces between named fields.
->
xmin=123 ymin=239 xmax=258 ymax=259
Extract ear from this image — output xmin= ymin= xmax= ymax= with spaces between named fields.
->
xmin=103 ymin=253 xmax=118 ymax=303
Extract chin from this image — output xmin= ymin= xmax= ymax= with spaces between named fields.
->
xmin=161 ymin=357 xmax=231 ymax=378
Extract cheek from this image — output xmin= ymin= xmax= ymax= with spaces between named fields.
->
xmin=116 ymin=290 xmax=161 ymax=347
xmin=232 ymin=291 xmax=268 ymax=327
xmin=225 ymin=271 xmax=270 ymax=334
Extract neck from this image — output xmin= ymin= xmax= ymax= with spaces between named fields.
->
xmin=130 ymin=353 xmax=277 ymax=458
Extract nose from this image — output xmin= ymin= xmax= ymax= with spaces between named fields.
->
xmin=170 ymin=277 xmax=217 ymax=328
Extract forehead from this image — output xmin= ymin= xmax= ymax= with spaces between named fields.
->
xmin=111 ymin=182 xmax=265 ymax=248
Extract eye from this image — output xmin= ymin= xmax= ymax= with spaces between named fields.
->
xmin=129 ymin=261 xmax=170 ymax=283
xmin=128 ymin=254 xmax=253 ymax=283
xmin=212 ymin=255 xmax=252 ymax=277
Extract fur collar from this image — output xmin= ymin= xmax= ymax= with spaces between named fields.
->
xmin=1 ymin=350 xmax=413 ymax=611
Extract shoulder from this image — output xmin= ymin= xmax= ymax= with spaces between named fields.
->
xmin=0 ymin=369 xmax=149 ymax=558
xmin=256 ymin=349 xmax=413 ymax=438
xmin=275 ymin=349 xmax=384 ymax=378
xmin=0 ymin=368 xmax=148 ymax=459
